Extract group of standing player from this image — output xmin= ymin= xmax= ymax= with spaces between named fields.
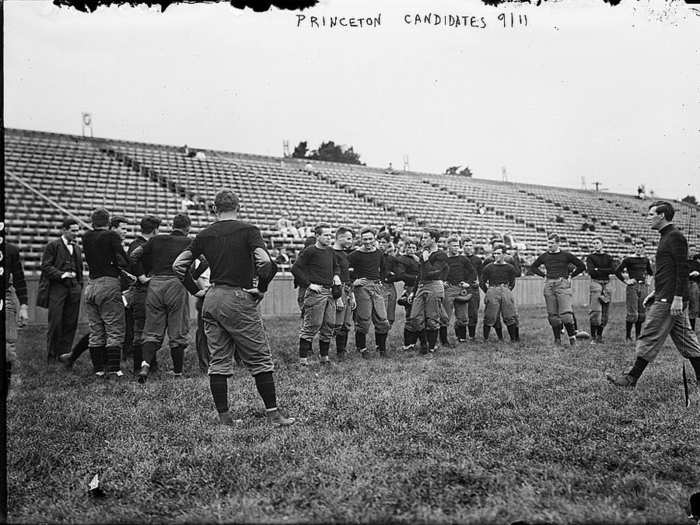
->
xmin=5 ymin=192 xmax=700 ymax=422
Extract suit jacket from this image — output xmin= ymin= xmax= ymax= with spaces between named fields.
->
xmin=36 ymin=238 xmax=84 ymax=308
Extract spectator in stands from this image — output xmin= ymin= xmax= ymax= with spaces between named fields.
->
xmin=275 ymin=211 xmax=295 ymax=240
xmin=5 ymin=242 xmax=29 ymax=398
xmin=275 ymin=247 xmax=291 ymax=268
xmin=637 ymin=185 xmax=646 ymax=200
xmin=555 ymin=214 xmax=565 ymax=223
xmin=181 ymin=197 xmax=195 ymax=213
xmin=611 ymin=220 xmax=620 ymax=230
xmin=503 ymin=231 xmax=516 ymax=248
xmin=581 ymin=221 xmax=590 ymax=232
xmin=384 ymin=162 xmax=396 ymax=174
xmin=38 ymin=218 xmax=84 ymax=366
xmin=294 ymin=215 xmax=311 ymax=239
xmin=304 ymin=162 xmax=315 ymax=174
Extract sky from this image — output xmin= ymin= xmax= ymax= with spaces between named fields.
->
xmin=4 ymin=0 xmax=699 ymax=200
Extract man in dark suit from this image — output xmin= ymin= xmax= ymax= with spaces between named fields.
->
xmin=39 ymin=218 xmax=84 ymax=364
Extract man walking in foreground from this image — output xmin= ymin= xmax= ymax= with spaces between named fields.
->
xmin=607 ymin=201 xmax=700 ymax=391
xmin=173 ymin=189 xmax=295 ymax=427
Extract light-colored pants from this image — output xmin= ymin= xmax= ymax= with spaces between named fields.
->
xmin=589 ymin=280 xmax=611 ymax=327
xmin=5 ymin=288 xmax=18 ymax=364
xmin=636 ymin=301 xmax=700 ymax=363
xmin=203 ymin=284 xmax=273 ymax=377
xmin=625 ymin=281 xmax=648 ymax=323
xmin=543 ymin=278 xmax=573 ymax=328
xmin=142 ymin=276 xmax=190 ymax=349
xmin=353 ymin=282 xmax=390 ymax=335
xmin=442 ymin=284 xmax=469 ymax=328
xmin=382 ymin=282 xmax=397 ymax=325
xmin=299 ymin=287 xmax=336 ymax=343
xmin=84 ymin=276 xmax=125 ymax=348
xmin=483 ymin=285 xmax=518 ymax=327
xmin=406 ymin=281 xmax=447 ymax=333
xmin=334 ymin=285 xmax=354 ymax=337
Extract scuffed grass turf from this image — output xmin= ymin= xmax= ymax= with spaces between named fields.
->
xmin=6 ymin=305 xmax=699 ymax=524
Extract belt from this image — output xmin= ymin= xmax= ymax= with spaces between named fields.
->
xmin=446 ymin=281 xmax=464 ymax=286
xmin=546 ymin=277 xmax=568 ymax=281
xmin=593 ymin=279 xmax=609 ymax=284
xmin=310 ymin=283 xmax=332 ymax=289
xmin=488 ymin=283 xmax=509 ymax=288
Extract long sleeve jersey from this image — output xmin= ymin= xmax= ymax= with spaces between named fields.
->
xmin=291 ymin=245 xmax=339 ymax=287
xmin=586 ymin=252 xmax=616 ymax=280
xmin=480 ymin=262 xmax=518 ymax=292
xmin=394 ymin=254 xmax=420 ymax=287
xmin=414 ymin=250 xmax=449 ymax=291
xmin=445 ymin=255 xmax=476 ymax=284
xmin=530 ymin=251 xmax=585 ymax=279
xmin=82 ymin=229 xmax=128 ymax=279
xmin=614 ymin=256 xmax=654 ymax=282
xmin=348 ymin=249 xmax=383 ymax=281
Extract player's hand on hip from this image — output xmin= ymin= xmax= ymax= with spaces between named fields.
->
xmin=625 ymin=278 xmax=636 ymax=286
xmin=61 ymin=272 xmax=75 ymax=279
xmin=642 ymin=292 xmax=655 ymax=308
xmin=308 ymin=283 xmax=323 ymax=293
xmin=670 ymin=296 xmax=684 ymax=316
xmin=243 ymin=287 xmax=265 ymax=304
xmin=194 ymin=289 xmax=206 ymax=298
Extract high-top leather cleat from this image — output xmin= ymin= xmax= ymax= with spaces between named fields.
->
xmin=267 ymin=409 xmax=296 ymax=427
xmin=137 ymin=363 xmax=150 ymax=383
xmin=58 ymin=353 xmax=73 ymax=370
xmin=606 ymin=372 xmax=637 ymax=388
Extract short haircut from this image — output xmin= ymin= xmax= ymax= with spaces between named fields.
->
xmin=140 ymin=215 xmax=162 ymax=234
xmin=548 ymin=233 xmax=560 ymax=242
xmin=405 ymin=238 xmax=418 ymax=247
xmin=109 ymin=216 xmax=127 ymax=229
xmin=314 ymin=223 xmax=332 ymax=236
xmin=91 ymin=209 xmax=110 ymax=228
xmin=425 ymin=228 xmax=441 ymax=242
xmin=304 ymin=236 xmax=316 ymax=248
xmin=492 ymin=243 xmax=506 ymax=252
xmin=61 ymin=217 xmax=79 ymax=230
xmin=377 ymin=231 xmax=391 ymax=241
xmin=462 ymin=237 xmax=472 ymax=244
xmin=649 ymin=200 xmax=675 ymax=221
xmin=214 ymin=190 xmax=240 ymax=213
xmin=447 ymin=236 xmax=460 ymax=244
xmin=360 ymin=227 xmax=376 ymax=237
xmin=172 ymin=213 xmax=191 ymax=231
xmin=335 ymin=226 xmax=354 ymax=238
xmin=634 ymin=239 xmax=645 ymax=246
xmin=593 ymin=236 xmax=604 ymax=243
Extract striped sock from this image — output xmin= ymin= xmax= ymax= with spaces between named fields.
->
xmin=209 ymin=374 xmax=229 ymax=413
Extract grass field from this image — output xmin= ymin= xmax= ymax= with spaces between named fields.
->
xmin=6 ymin=304 xmax=699 ymax=524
